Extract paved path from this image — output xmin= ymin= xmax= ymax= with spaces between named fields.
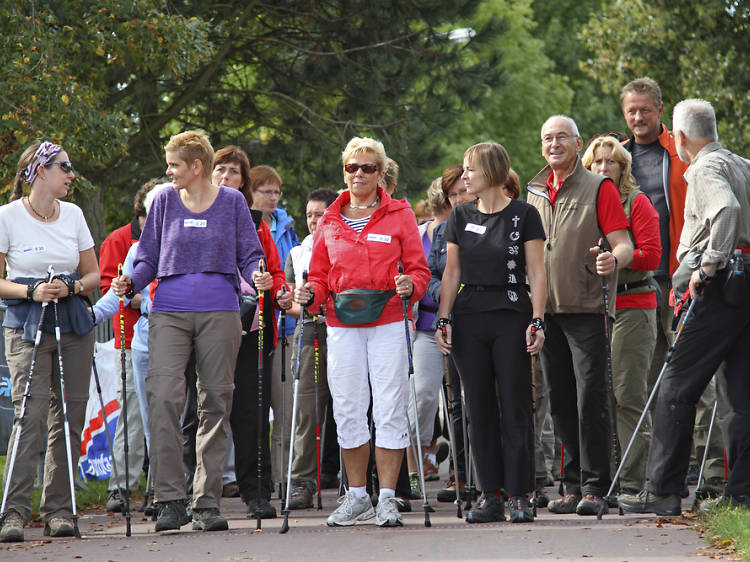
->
xmin=1 ymin=479 xmax=720 ymax=561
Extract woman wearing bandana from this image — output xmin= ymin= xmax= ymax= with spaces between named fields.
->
xmin=0 ymin=140 xmax=100 ymax=542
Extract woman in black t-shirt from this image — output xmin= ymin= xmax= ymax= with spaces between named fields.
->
xmin=435 ymin=142 xmax=547 ymax=524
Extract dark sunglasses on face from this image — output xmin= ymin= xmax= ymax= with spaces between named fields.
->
xmin=344 ymin=163 xmax=378 ymax=174
xmin=44 ymin=161 xmax=73 ymax=174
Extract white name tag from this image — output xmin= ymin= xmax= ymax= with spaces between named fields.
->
xmin=367 ymin=233 xmax=392 ymax=243
xmin=22 ymin=245 xmax=46 ymax=254
xmin=184 ymin=219 xmax=207 ymax=228
xmin=465 ymin=223 xmax=486 ymax=235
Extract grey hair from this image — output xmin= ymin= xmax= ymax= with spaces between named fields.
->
xmin=541 ymin=115 xmax=580 ymax=138
xmin=672 ymin=99 xmax=718 ymax=142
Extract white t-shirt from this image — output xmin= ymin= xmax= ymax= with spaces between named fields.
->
xmin=0 ymin=198 xmax=95 ymax=279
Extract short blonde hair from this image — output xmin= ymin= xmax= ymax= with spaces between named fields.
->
xmin=426 ymin=176 xmax=449 ymax=215
xmin=341 ymin=137 xmax=386 ymax=173
xmin=581 ymin=135 xmax=638 ymax=195
xmin=165 ymin=130 xmax=214 ymax=178
xmin=463 ymin=142 xmax=510 ymax=189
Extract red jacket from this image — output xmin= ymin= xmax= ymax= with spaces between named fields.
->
xmin=308 ymin=187 xmax=430 ymax=328
xmin=99 ymin=219 xmax=140 ymax=348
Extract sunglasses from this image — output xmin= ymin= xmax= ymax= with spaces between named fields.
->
xmin=44 ymin=161 xmax=73 ymax=174
xmin=344 ymin=163 xmax=378 ymax=174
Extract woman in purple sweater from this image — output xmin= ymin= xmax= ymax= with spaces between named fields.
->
xmin=113 ymin=131 xmax=264 ymax=533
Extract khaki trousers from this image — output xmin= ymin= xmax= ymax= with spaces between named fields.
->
xmin=2 ymin=327 xmax=93 ymax=523
xmin=147 ymin=311 xmax=240 ymax=509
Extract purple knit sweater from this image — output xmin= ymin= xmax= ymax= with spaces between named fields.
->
xmin=131 ymin=186 xmax=264 ymax=295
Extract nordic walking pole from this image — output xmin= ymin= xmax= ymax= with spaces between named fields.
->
xmin=446 ymin=352 xmax=473 ymax=510
xmin=91 ymin=358 xmax=127 ymax=519
xmin=1 ymin=267 xmax=54 ymax=517
xmin=280 ymin=271 xmax=307 ymax=534
xmin=440 ymin=346 xmax=462 ymax=519
xmin=692 ymin=399 xmax=719 ymax=511
xmin=598 ymin=297 xmax=698 ymax=519
xmin=256 ymin=258 xmax=266 ymax=532
xmin=597 ymin=240 xmax=622 ymax=490
xmin=558 ymin=443 xmax=565 ymax=497
xmin=117 ymin=265 xmax=132 ymax=536
xmin=398 ymin=262 xmax=431 ymax=527
xmin=313 ymin=318 xmax=323 ymax=510
xmin=51 ymin=278 xmax=82 ymax=539
xmin=279 ymin=286 xmax=288 ymax=505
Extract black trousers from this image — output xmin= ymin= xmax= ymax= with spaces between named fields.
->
xmin=539 ymin=313 xmax=611 ymax=497
xmin=647 ymin=269 xmax=750 ymax=497
xmin=444 ymin=359 xmax=466 ymax=481
xmin=453 ymin=309 xmax=534 ymax=496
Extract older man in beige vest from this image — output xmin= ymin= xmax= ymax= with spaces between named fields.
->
xmin=527 ymin=115 xmax=633 ymax=516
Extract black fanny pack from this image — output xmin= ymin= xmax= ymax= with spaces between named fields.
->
xmin=239 ymin=293 xmax=258 ymax=332
xmin=332 ymin=288 xmax=396 ymax=325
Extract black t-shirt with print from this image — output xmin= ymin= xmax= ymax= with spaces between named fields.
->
xmin=445 ymin=198 xmax=546 ymax=315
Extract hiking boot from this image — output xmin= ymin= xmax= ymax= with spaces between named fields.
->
xmin=533 ymin=489 xmax=549 ymax=509
xmin=375 ymin=496 xmax=404 ymax=527
xmin=246 ymin=497 xmax=277 ymax=519
xmin=548 ymin=493 xmax=581 ymax=514
xmin=508 ymin=496 xmax=534 ymax=523
xmin=618 ymin=489 xmax=681 ymax=516
xmin=423 ymin=455 xmax=439 ymax=481
xmin=0 ymin=510 xmax=24 ymax=543
xmin=287 ymin=481 xmax=315 ymax=510
xmin=221 ymin=481 xmax=240 ymax=498
xmin=685 ymin=464 xmax=699 ymax=485
xmin=699 ymin=494 xmax=750 ymax=515
xmin=437 ymin=476 xmax=466 ymax=502
xmin=44 ymin=517 xmax=74 ymax=537
xmin=106 ymin=489 xmax=126 ymax=513
xmin=154 ymin=500 xmax=190 ymax=531
xmin=466 ymin=493 xmax=506 ymax=523
xmin=192 ymin=507 xmax=229 ymax=531
xmin=326 ymin=491 xmax=375 ymax=526
xmin=393 ymin=496 xmax=412 ymax=513
xmin=695 ymin=477 xmax=725 ymax=500
xmin=576 ymin=494 xmax=607 ymax=516
xmin=409 ymin=472 xmax=423 ymax=499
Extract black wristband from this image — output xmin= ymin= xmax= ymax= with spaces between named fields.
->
xmin=437 ymin=317 xmax=452 ymax=329
xmin=27 ymin=282 xmax=35 ymax=301
xmin=124 ymin=287 xmax=135 ymax=300
xmin=303 ymin=289 xmax=315 ymax=308
xmin=530 ymin=317 xmax=545 ymax=332
xmin=698 ymin=268 xmax=714 ymax=282
xmin=53 ymin=274 xmax=76 ymax=297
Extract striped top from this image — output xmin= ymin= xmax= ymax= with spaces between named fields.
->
xmin=341 ymin=214 xmax=371 ymax=233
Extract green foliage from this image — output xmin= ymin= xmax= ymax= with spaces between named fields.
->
xmin=700 ymin=504 xmax=750 ymax=560
xmin=580 ymin=0 xmax=750 ymax=155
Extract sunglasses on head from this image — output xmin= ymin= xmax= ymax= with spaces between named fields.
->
xmin=44 ymin=161 xmax=73 ymax=174
xmin=344 ymin=163 xmax=378 ymax=174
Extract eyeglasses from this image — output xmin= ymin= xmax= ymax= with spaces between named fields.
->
xmin=447 ymin=188 xmax=468 ymax=200
xmin=257 ymin=189 xmax=282 ymax=199
xmin=44 ymin=161 xmax=73 ymax=174
xmin=344 ymin=163 xmax=378 ymax=174
xmin=542 ymin=133 xmax=578 ymax=146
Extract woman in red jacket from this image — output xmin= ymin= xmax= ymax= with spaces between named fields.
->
xmin=294 ymin=137 xmax=430 ymax=528
xmin=582 ymin=135 xmax=661 ymax=495
xmin=212 ymin=145 xmax=289 ymax=520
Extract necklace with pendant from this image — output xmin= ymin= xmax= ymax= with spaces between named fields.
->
xmin=349 ymin=197 xmax=379 ymax=210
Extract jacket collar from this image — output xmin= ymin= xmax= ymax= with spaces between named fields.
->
xmin=528 ymin=156 xmax=587 ymax=194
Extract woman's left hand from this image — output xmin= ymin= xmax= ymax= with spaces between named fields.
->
xmin=252 ymin=270 xmax=273 ymax=292
xmin=276 ymin=287 xmax=293 ymax=310
xmin=526 ymin=324 xmax=545 ymax=355
xmin=394 ymin=272 xmax=414 ymax=298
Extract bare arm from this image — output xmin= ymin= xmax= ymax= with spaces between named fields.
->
xmin=434 ymin=242 xmax=461 ymax=354
xmin=524 ymin=238 xmax=547 ymax=355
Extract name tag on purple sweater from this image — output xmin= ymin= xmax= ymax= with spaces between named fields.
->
xmin=183 ymin=219 xmax=207 ymax=228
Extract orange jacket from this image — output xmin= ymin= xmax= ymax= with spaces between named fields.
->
xmin=624 ymin=124 xmax=689 ymax=275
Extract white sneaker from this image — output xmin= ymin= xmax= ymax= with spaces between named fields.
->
xmin=375 ymin=496 xmax=403 ymax=527
xmin=326 ymin=491 xmax=375 ymax=526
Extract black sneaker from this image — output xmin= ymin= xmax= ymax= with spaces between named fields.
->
xmin=695 ymin=477 xmax=725 ymax=500
xmin=287 ymin=481 xmax=315 ymax=510
xmin=548 ymin=493 xmax=581 ymax=514
xmin=685 ymin=464 xmax=699 ymax=485
xmin=246 ymin=497 xmax=277 ymax=519
xmin=435 ymin=438 xmax=450 ymax=465
xmin=508 ymin=496 xmax=534 ymax=523
xmin=154 ymin=500 xmax=190 ymax=531
xmin=533 ymin=490 xmax=549 ymax=509
xmin=618 ymin=489 xmax=681 ymax=516
xmin=192 ymin=507 xmax=229 ymax=531
xmin=393 ymin=496 xmax=412 ymax=513
xmin=466 ymin=493 xmax=506 ymax=523
xmin=576 ymin=494 xmax=607 ymax=516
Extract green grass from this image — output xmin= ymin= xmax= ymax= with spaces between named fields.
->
xmin=1 ymin=455 xmax=145 ymax=520
xmin=700 ymin=504 xmax=750 ymax=560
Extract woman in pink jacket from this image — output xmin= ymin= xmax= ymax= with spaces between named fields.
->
xmin=294 ymin=137 xmax=430 ymax=528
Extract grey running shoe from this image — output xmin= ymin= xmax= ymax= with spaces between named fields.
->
xmin=618 ymin=489 xmax=681 ymax=516
xmin=287 ymin=481 xmax=315 ymax=510
xmin=547 ymin=493 xmax=581 ymax=514
xmin=44 ymin=517 xmax=74 ymax=537
xmin=375 ymin=496 xmax=404 ymax=527
xmin=192 ymin=507 xmax=229 ymax=531
xmin=106 ymin=489 xmax=126 ymax=513
xmin=326 ymin=491 xmax=375 ymax=526
xmin=0 ymin=510 xmax=24 ymax=543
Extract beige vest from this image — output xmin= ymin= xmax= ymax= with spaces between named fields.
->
xmin=527 ymin=158 xmax=616 ymax=315
xmin=617 ymin=189 xmax=654 ymax=295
